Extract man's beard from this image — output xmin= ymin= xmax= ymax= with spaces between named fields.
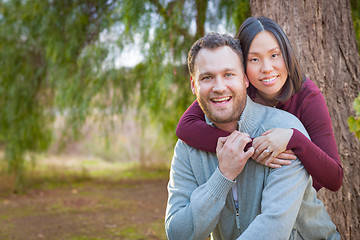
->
xmin=197 ymin=93 xmax=246 ymax=124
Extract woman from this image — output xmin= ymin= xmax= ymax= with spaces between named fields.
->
xmin=176 ymin=16 xmax=343 ymax=192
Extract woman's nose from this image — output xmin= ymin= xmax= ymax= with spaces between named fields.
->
xmin=261 ymin=59 xmax=274 ymax=72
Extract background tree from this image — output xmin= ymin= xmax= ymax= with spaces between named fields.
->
xmin=114 ymin=0 xmax=250 ymax=134
xmin=250 ymin=0 xmax=360 ymax=239
xmin=0 ymin=0 xmax=250 ymax=189
xmin=349 ymin=0 xmax=360 ymax=138
xmin=0 ymin=0 xmax=116 ymax=189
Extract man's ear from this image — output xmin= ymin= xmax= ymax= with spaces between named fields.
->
xmin=190 ymin=77 xmax=196 ymax=95
xmin=244 ymin=74 xmax=249 ymax=88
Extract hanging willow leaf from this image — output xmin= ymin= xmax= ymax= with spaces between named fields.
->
xmin=0 ymin=0 xmax=255 ymax=191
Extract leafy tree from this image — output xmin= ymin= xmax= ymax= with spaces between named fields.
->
xmin=348 ymin=93 xmax=360 ymax=139
xmin=351 ymin=0 xmax=360 ymax=54
xmin=114 ymin=0 xmax=250 ymax=134
xmin=0 ymin=0 xmax=116 ymax=189
xmin=349 ymin=0 xmax=360 ymax=140
xmin=0 ymin=0 xmax=250 ymax=190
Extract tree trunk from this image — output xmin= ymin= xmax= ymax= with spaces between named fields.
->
xmin=250 ymin=0 xmax=360 ymax=239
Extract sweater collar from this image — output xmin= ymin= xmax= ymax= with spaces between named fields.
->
xmin=237 ymin=96 xmax=263 ymax=134
xmin=205 ymin=95 xmax=263 ymax=135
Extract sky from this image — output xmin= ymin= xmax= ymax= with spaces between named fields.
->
xmin=115 ymin=45 xmax=144 ymax=68
xmin=100 ymin=10 xmax=233 ymax=69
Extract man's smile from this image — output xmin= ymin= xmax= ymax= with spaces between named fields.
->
xmin=210 ymin=96 xmax=232 ymax=104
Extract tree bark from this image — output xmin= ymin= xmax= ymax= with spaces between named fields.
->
xmin=250 ymin=0 xmax=360 ymax=239
xmin=195 ymin=0 xmax=208 ymax=39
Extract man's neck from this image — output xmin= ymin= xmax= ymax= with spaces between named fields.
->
xmin=213 ymin=121 xmax=238 ymax=133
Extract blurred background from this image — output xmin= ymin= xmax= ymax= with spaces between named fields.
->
xmin=0 ymin=0 xmax=359 ymax=239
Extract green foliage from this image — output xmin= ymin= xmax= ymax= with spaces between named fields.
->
xmin=115 ymin=0 xmax=250 ymax=137
xmin=0 ymin=0 xmax=251 ymax=190
xmin=350 ymin=1 xmax=360 ymax=140
xmin=348 ymin=93 xmax=360 ymax=139
xmin=219 ymin=0 xmax=251 ymax=30
xmin=0 ymin=0 xmax=115 ymax=189
xmin=351 ymin=0 xmax=360 ymax=54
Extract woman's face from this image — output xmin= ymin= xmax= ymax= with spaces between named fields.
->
xmin=246 ymin=30 xmax=288 ymax=100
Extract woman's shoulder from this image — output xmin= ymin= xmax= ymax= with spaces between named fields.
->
xmin=280 ymin=78 xmax=324 ymax=114
xmin=262 ymin=105 xmax=310 ymax=138
xmin=289 ymin=78 xmax=323 ymax=103
xmin=299 ymin=78 xmax=322 ymax=96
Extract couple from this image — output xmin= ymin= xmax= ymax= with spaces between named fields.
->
xmin=165 ymin=17 xmax=342 ymax=239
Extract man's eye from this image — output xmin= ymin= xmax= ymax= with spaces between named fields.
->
xmin=202 ymin=76 xmax=212 ymax=80
xmin=225 ymin=73 xmax=234 ymax=77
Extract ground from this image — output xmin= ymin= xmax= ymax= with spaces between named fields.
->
xmin=0 ymin=172 xmax=169 ymax=240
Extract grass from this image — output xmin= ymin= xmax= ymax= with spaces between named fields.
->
xmin=0 ymin=155 xmax=169 ymax=240
xmin=70 ymin=237 xmax=110 ymax=240
xmin=115 ymin=226 xmax=146 ymax=240
xmin=0 ymin=154 xmax=169 ymax=194
xmin=0 ymin=111 xmax=172 ymax=239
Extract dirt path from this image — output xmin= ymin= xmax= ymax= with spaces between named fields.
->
xmin=0 ymin=178 xmax=168 ymax=240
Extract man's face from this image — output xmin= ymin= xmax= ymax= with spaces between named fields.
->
xmin=191 ymin=46 xmax=249 ymax=128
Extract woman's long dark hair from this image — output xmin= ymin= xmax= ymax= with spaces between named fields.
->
xmin=235 ymin=16 xmax=305 ymax=102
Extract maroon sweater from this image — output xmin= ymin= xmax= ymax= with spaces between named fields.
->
xmin=176 ymin=79 xmax=343 ymax=191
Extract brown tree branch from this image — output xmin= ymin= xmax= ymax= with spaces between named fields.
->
xmin=148 ymin=0 xmax=192 ymax=39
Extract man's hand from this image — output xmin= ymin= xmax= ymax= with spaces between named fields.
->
xmin=216 ymin=131 xmax=254 ymax=181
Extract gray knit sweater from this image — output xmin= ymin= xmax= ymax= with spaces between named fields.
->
xmin=165 ymin=96 xmax=340 ymax=240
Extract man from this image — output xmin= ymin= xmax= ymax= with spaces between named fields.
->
xmin=165 ymin=33 xmax=340 ymax=240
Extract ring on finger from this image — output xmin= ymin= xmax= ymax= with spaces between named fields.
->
xmin=264 ymin=148 xmax=270 ymax=153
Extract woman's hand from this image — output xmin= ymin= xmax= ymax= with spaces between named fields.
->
xmin=252 ymin=128 xmax=295 ymax=168
xmin=258 ymin=150 xmax=297 ymax=168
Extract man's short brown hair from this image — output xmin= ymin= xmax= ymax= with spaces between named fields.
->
xmin=188 ymin=33 xmax=243 ymax=77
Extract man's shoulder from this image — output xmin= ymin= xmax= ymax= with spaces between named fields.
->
xmin=254 ymin=101 xmax=299 ymax=123
xmin=174 ymin=139 xmax=193 ymax=153
xmin=174 ymin=139 xmax=211 ymax=156
xmin=259 ymin=104 xmax=309 ymax=138
xmin=266 ymin=105 xmax=298 ymax=120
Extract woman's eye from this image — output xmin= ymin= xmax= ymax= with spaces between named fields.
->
xmin=249 ymin=58 xmax=259 ymax=62
xmin=272 ymin=53 xmax=279 ymax=58
xmin=202 ymin=76 xmax=211 ymax=80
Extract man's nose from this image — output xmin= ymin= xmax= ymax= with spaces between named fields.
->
xmin=212 ymin=77 xmax=227 ymax=92
xmin=261 ymin=59 xmax=274 ymax=73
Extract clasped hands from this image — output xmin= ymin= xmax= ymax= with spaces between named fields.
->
xmin=216 ymin=128 xmax=295 ymax=181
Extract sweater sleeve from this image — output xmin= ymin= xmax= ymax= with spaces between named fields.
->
xmin=237 ymin=160 xmax=309 ymax=240
xmin=286 ymin=86 xmax=343 ymax=191
xmin=176 ymin=100 xmax=231 ymax=153
xmin=165 ymin=140 xmax=234 ymax=240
